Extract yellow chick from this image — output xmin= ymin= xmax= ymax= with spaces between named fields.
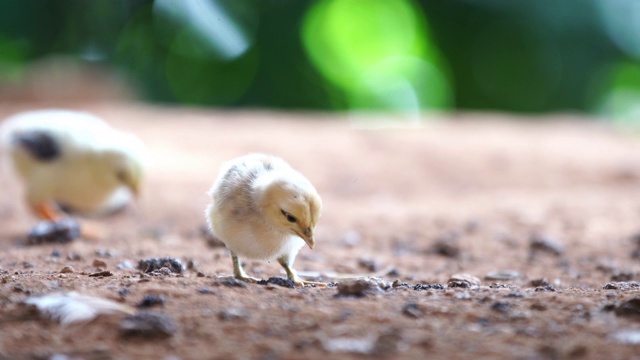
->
xmin=1 ymin=109 xmax=145 ymax=220
xmin=206 ymin=153 xmax=323 ymax=286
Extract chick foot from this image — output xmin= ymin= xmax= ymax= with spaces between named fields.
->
xmin=278 ymin=255 xmax=328 ymax=287
xmin=31 ymin=202 xmax=60 ymax=221
xmin=230 ymin=253 xmax=261 ymax=283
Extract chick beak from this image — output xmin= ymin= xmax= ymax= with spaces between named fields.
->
xmin=126 ymin=177 xmax=141 ymax=198
xmin=301 ymin=227 xmax=315 ymax=249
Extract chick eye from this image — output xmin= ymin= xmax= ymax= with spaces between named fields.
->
xmin=281 ymin=210 xmax=297 ymax=223
xmin=116 ymin=169 xmax=127 ymax=182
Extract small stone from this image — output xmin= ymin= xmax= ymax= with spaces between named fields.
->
xmin=213 ymin=278 xmax=247 ymax=288
xmin=535 ymin=285 xmax=556 ymax=292
xmin=67 ymin=253 xmax=83 ymax=261
xmin=529 ymin=234 xmax=564 ymax=257
xmin=491 ymin=301 xmax=511 ymax=312
xmin=26 ymin=219 xmax=80 ymax=245
xmin=136 ymin=294 xmax=165 ymax=308
xmin=120 ymin=312 xmax=177 ymax=339
xmin=530 ymin=302 xmax=547 ymax=311
xmin=614 ymin=297 xmax=640 ymax=318
xmin=402 ymin=303 xmax=423 ymax=318
xmin=336 ymin=279 xmax=372 ymax=297
xmin=50 ymin=250 xmax=61 ymax=258
xmin=117 ymin=260 xmax=135 ymax=270
xmin=448 ymin=273 xmax=480 ymax=288
xmin=530 ymin=278 xmax=549 ymax=287
xmin=95 ymin=249 xmax=115 ymax=258
xmin=357 ymin=258 xmax=379 ymax=272
xmin=485 ymin=270 xmax=520 ymax=281
xmin=196 ymin=272 xmax=206 ymax=278
xmin=392 ymin=280 xmax=410 ymax=289
xmin=92 ymin=259 xmax=108 ymax=268
xmin=611 ymin=272 xmax=634 ymax=282
xmin=413 ymin=283 xmax=445 ymax=291
xmin=323 ymin=337 xmax=375 ymax=354
xmin=613 ymin=330 xmax=640 ymax=344
xmin=218 ymin=308 xmax=249 ymax=321
xmin=137 ymin=257 xmax=185 ymax=274
xmin=197 ymin=287 xmax=216 ymax=295
xmin=88 ymin=270 xmax=113 ymax=277
xmin=431 ymin=233 xmax=460 ymax=258
xmin=257 ymin=277 xmax=294 ymax=288
xmin=59 ymin=266 xmax=75 ymax=274
xmin=604 ymin=282 xmax=640 ymax=290
xmin=118 ymin=288 xmax=130 ymax=299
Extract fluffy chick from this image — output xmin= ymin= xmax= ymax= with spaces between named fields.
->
xmin=1 ymin=109 xmax=145 ymax=220
xmin=206 ymin=153 xmax=323 ymax=286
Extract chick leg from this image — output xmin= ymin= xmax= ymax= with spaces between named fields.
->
xmin=231 ymin=253 xmax=261 ymax=283
xmin=277 ymin=254 xmax=327 ymax=287
xmin=31 ymin=202 xmax=59 ymax=221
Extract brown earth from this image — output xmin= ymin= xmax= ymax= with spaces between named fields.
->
xmin=1 ymin=103 xmax=640 ymax=359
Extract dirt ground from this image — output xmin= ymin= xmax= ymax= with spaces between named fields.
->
xmin=2 ymin=103 xmax=640 ymax=359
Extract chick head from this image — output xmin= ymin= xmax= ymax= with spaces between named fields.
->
xmin=258 ymin=176 xmax=322 ymax=249
xmin=97 ymin=133 xmax=145 ymax=197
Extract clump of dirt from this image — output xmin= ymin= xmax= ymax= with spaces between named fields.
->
xmin=137 ymin=257 xmax=185 ymax=274
xmin=120 ymin=312 xmax=177 ymax=339
xmin=26 ymin=219 xmax=80 ymax=244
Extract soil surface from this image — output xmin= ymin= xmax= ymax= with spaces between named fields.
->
xmin=2 ymin=103 xmax=640 ymax=359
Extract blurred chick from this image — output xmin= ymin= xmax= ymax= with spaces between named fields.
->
xmin=1 ymin=109 xmax=145 ymax=220
xmin=206 ymin=153 xmax=323 ymax=286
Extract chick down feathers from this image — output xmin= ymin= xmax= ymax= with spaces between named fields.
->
xmin=206 ymin=153 xmax=322 ymax=261
xmin=1 ymin=109 xmax=145 ymax=217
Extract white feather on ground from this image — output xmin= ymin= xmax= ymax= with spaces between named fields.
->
xmin=25 ymin=292 xmax=134 ymax=325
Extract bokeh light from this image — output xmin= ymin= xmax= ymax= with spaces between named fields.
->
xmin=302 ymin=0 xmax=451 ymax=114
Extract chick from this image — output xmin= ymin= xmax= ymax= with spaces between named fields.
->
xmin=206 ymin=153 xmax=323 ymax=286
xmin=1 ymin=109 xmax=145 ymax=220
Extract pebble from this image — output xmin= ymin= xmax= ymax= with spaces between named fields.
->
xmin=323 ymin=336 xmax=375 ymax=354
xmin=26 ymin=219 xmax=81 ymax=245
xmin=336 ymin=279 xmax=373 ymax=297
xmin=136 ymin=294 xmax=165 ymax=308
xmin=95 ymin=249 xmax=115 ymax=258
xmin=448 ymin=273 xmax=481 ymax=287
xmin=401 ymin=303 xmax=423 ymax=318
xmin=137 ymin=257 xmax=185 ymax=274
xmin=257 ymin=277 xmax=294 ymax=288
xmin=485 ymin=270 xmax=520 ymax=281
xmin=431 ymin=233 xmax=461 ymax=258
xmin=530 ymin=278 xmax=549 ymax=287
xmin=604 ymin=281 xmax=640 ymax=291
xmin=214 ymin=278 xmax=247 ymax=288
xmin=59 ymin=266 xmax=75 ymax=274
xmin=117 ymin=260 xmax=135 ymax=270
xmin=120 ymin=312 xmax=177 ymax=339
xmin=92 ymin=259 xmax=108 ymax=268
xmin=611 ymin=272 xmax=634 ymax=282
xmin=218 ymin=308 xmax=249 ymax=321
xmin=88 ymin=270 xmax=113 ymax=277
xmin=197 ymin=287 xmax=216 ymax=295
xmin=613 ymin=330 xmax=640 ymax=344
xmin=358 ymin=258 xmax=379 ymax=272
xmin=529 ymin=234 xmax=564 ymax=256
xmin=535 ymin=285 xmax=556 ymax=292
xmin=491 ymin=301 xmax=511 ymax=312
xmin=614 ymin=297 xmax=640 ymax=318
xmin=413 ymin=283 xmax=445 ymax=291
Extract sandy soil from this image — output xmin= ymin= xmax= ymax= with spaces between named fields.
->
xmin=1 ymin=103 xmax=640 ymax=359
